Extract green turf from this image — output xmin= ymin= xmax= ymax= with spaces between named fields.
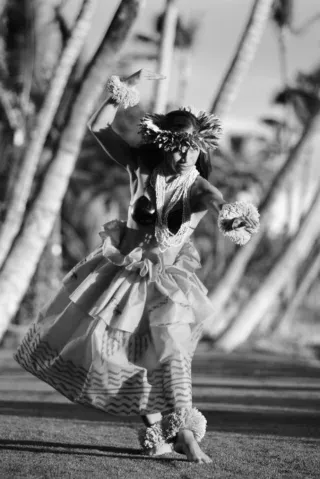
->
xmin=1 ymin=348 xmax=320 ymax=478
xmin=1 ymin=415 xmax=319 ymax=479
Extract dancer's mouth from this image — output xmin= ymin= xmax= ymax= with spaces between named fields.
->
xmin=177 ymin=164 xmax=191 ymax=173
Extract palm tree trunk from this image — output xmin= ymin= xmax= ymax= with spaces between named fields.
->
xmin=214 ymin=187 xmax=320 ymax=351
xmin=177 ymin=48 xmax=192 ymax=106
xmin=203 ymin=109 xmax=320 ymax=337
xmin=286 ymin=165 xmax=302 ymax=235
xmin=0 ymin=0 xmax=97 ymax=269
xmin=210 ymin=0 xmax=274 ymax=118
xmin=301 ymin=144 xmax=318 ymax=214
xmin=0 ymin=0 xmax=144 ymax=341
xmin=277 ymin=245 xmax=320 ymax=338
xmin=153 ymin=0 xmax=178 ymax=113
xmin=34 ymin=216 xmax=63 ymax=306
xmin=0 ymin=85 xmax=24 ymax=142
xmin=16 ymin=215 xmax=62 ymax=325
xmin=0 ymin=0 xmax=7 ymax=19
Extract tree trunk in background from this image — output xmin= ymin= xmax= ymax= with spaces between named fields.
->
xmin=214 ymin=188 xmax=320 ymax=351
xmin=0 ymin=0 xmax=27 ymax=172
xmin=276 ymin=244 xmax=320 ymax=339
xmin=0 ymin=0 xmax=7 ymax=24
xmin=301 ymin=143 xmax=318 ymax=214
xmin=0 ymin=0 xmax=144 ymax=341
xmin=32 ymin=0 xmax=64 ymax=90
xmin=153 ymin=0 xmax=178 ymax=113
xmin=204 ymin=110 xmax=320 ymax=337
xmin=281 ymin=148 xmax=311 ymax=302
xmin=0 ymin=0 xmax=97 ymax=269
xmin=33 ymin=216 xmax=63 ymax=311
xmin=176 ymin=48 xmax=192 ymax=106
xmin=15 ymin=216 xmax=62 ymax=330
xmin=286 ymin=151 xmax=308 ymax=235
xmin=210 ymin=0 xmax=274 ymax=118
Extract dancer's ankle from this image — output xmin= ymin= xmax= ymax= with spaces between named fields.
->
xmin=141 ymin=412 xmax=162 ymax=427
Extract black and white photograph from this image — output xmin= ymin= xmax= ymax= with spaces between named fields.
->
xmin=0 ymin=0 xmax=320 ymax=477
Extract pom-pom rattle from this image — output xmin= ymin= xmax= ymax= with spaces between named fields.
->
xmin=106 ymin=75 xmax=140 ymax=109
xmin=218 ymin=201 xmax=260 ymax=245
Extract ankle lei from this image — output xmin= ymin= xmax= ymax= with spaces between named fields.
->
xmin=138 ymin=407 xmax=207 ymax=453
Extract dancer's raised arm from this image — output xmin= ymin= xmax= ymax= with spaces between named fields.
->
xmin=88 ymin=69 xmax=165 ymax=169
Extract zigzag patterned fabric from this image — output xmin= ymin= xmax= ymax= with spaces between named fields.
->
xmin=14 ymin=220 xmax=214 ymax=416
xmin=14 ymin=323 xmax=196 ymax=414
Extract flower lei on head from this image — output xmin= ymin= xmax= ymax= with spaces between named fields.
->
xmin=138 ymin=106 xmax=222 ymax=152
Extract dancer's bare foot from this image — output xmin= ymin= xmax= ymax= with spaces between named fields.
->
xmin=174 ymin=429 xmax=212 ymax=463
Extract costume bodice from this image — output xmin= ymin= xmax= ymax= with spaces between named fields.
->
xmin=131 ymin=195 xmax=156 ymax=226
xmin=131 ymin=194 xmax=184 ymax=234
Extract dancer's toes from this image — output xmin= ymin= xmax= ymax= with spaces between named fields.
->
xmin=174 ymin=429 xmax=212 ymax=463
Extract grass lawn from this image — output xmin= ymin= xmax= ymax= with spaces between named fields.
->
xmin=1 ymin=348 xmax=320 ymax=479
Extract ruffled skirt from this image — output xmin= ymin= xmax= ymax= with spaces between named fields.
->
xmin=14 ymin=220 xmax=214 ymax=415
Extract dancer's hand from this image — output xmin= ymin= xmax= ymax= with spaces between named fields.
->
xmin=231 ymin=216 xmax=258 ymax=234
xmin=122 ymin=69 xmax=166 ymax=87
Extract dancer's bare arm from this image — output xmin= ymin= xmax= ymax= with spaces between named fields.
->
xmin=195 ymin=178 xmax=226 ymax=215
xmin=88 ymin=69 xmax=165 ymax=169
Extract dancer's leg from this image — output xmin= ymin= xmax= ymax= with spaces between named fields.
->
xmin=141 ymin=412 xmax=162 ymax=426
xmin=141 ymin=324 xmax=212 ymax=461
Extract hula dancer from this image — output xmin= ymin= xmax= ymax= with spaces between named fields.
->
xmin=15 ymin=69 xmax=259 ymax=463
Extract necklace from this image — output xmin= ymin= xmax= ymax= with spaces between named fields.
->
xmin=150 ymin=164 xmax=199 ymax=252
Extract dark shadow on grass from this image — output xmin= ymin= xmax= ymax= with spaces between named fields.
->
xmin=194 ymin=383 xmax=320 ymax=391
xmin=197 ymin=395 xmax=320 ymax=411
xmin=209 ymin=410 xmax=320 ymax=438
xmin=0 ymin=439 xmax=184 ymax=462
xmin=1 ymin=400 xmax=320 ymax=438
xmin=192 ymin=358 xmax=320 ymax=379
xmin=0 ymin=400 xmax=141 ymax=423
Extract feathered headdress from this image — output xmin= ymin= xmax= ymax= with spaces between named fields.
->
xmin=138 ymin=106 xmax=222 ymax=152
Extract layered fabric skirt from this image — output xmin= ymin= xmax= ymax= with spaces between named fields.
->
xmin=14 ymin=220 xmax=214 ymax=415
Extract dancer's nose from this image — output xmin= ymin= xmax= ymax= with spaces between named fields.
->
xmin=180 ymin=149 xmax=188 ymax=163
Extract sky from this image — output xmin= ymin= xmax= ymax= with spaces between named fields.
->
xmin=69 ymin=0 xmax=320 ymax=132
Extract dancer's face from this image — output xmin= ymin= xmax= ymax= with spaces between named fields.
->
xmin=165 ymin=125 xmax=200 ymax=174
xmin=166 ymin=145 xmax=200 ymax=174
